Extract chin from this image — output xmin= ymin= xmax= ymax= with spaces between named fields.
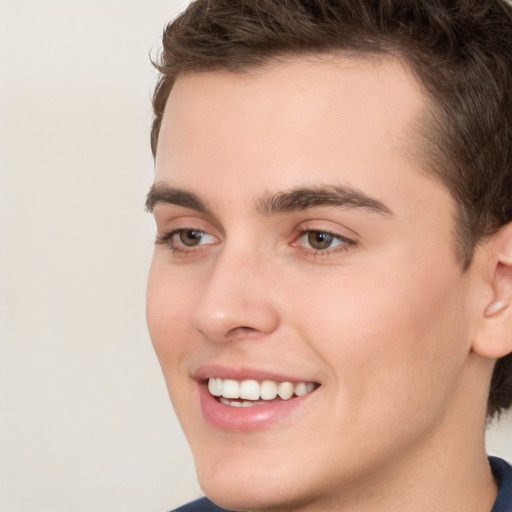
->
xmin=193 ymin=445 xmax=326 ymax=512
xmin=198 ymin=475 xmax=300 ymax=512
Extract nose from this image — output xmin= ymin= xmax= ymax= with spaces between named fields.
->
xmin=193 ymin=249 xmax=280 ymax=343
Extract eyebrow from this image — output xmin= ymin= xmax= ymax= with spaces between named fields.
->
xmin=257 ymin=185 xmax=393 ymax=217
xmin=145 ymin=183 xmax=393 ymax=218
xmin=145 ymin=183 xmax=210 ymax=213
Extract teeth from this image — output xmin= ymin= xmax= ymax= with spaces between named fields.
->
xmin=220 ymin=398 xmax=268 ymax=407
xmin=294 ymin=382 xmax=308 ymax=397
xmin=222 ymin=379 xmax=240 ymax=399
xmin=240 ymin=379 xmax=260 ymax=400
xmin=208 ymin=377 xmax=317 ymax=403
xmin=260 ymin=380 xmax=278 ymax=400
xmin=278 ymin=381 xmax=294 ymax=400
xmin=207 ymin=378 xmax=223 ymax=396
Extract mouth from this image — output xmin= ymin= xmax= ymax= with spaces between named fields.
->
xmin=195 ymin=366 xmax=321 ymax=431
xmin=207 ymin=377 xmax=319 ymax=408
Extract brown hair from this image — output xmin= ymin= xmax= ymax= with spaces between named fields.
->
xmin=150 ymin=0 xmax=512 ymax=417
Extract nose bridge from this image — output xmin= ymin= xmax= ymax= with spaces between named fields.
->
xmin=193 ymin=243 xmax=279 ymax=342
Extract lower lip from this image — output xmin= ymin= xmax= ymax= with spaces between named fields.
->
xmin=198 ymin=383 xmax=317 ymax=432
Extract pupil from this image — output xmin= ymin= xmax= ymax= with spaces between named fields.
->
xmin=180 ymin=230 xmax=202 ymax=246
xmin=308 ymin=231 xmax=333 ymax=250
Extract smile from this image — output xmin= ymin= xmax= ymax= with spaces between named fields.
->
xmin=207 ymin=377 xmax=317 ymax=407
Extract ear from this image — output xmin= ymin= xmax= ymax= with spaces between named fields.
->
xmin=472 ymin=222 xmax=512 ymax=359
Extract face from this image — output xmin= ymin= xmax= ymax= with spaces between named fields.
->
xmin=147 ymin=57 xmax=481 ymax=511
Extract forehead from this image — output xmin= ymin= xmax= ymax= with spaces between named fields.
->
xmin=156 ymin=55 xmax=427 ymax=182
xmin=154 ymin=55 xmax=449 ymax=225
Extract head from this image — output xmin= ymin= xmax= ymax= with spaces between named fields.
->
xmin=146 ymin=1 xmax=512 ymax=510
xmin=150 ymin=0 xmax=512 ymax=419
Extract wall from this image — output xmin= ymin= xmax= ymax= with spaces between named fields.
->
xmin=1 ymin=1 xmax=511 ymax=511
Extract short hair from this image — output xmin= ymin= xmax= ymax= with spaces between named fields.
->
xmin=150 ymin=0 xmax=512 ymax=417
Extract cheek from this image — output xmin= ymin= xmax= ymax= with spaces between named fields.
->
xmin=146 ymin=261 xmax=204 ymax=433
xmin=292 ymin=257 xmax=470 ymax=422
xmin=146 ymin=260 xmax=195 ymax=372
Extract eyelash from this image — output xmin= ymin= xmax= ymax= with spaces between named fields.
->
xmin=155 ymin=229 xmax=215 ymax=256
xmin=293 ymin=228 xmax=356 ymax=257
xmin=155 ymin=228 xmax=356 ymax=258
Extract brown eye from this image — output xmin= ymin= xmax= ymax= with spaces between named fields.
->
xmin=307 ymin=231 xmax=335 ymax=250
xmin=178 ymin=229 xmax=205 ymax=247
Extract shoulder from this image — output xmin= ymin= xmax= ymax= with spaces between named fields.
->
xmin=172 ymin=496 xmax=233 ymax=512
xmin=489 ymin=456 xmax=512 ymax=512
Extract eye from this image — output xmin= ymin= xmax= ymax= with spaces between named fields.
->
xmin=156 ymin=228 xmax=219 ymax=253
xmin=296 ymin=229 xmax=355 ymax=253
xmin=303 ymin=231 xmax=339 ymax=250
xmin=176 ymin=229 xmax=209 ymax=247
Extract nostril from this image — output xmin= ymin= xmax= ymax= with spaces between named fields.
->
xmin=226 ymin=325 xmax=258 ymax=338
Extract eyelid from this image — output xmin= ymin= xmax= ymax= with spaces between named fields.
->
xmin=154 ymin=216 xmax=221 ymax=256
xmin=155 ymin=213 xmax=217 ymax=235
xmin=157 ymin=228 xmax=218 ymax=245
xmin=292 ymin=219 xmax=357 ymax=241
xmin=294 ymin=229 xmax=355 ymax=247
xmin=290 ymin=221 xmax=358 ymax=257
xmin=153 ymin=208 xmax=223 ymax=235
xmin=155 ymin=229 xmax=220 ymax=259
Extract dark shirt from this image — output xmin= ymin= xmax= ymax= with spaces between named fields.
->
xmin=173 ymin=456 xmax=512 ymax=512
xmin=490 ymin=456 xmax=512 ymax=512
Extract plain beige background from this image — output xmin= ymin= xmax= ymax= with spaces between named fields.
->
xmin=1 ymin=1 xmax=511 ymax=511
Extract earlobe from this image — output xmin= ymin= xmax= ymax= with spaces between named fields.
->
xmin=483 ymin=301 xmax=508 ymax=318
xmin=472 ymin=223 xmax=512 ymax=359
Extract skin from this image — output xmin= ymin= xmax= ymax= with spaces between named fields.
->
xmin=146 ymin=56 xmax=500 ymax=511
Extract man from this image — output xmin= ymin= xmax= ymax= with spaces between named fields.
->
xmin=145 ymin=1 xmax=512 ymax=510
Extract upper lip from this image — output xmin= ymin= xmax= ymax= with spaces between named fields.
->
xmin=193 ymin=364 xmax=320 ymax=384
